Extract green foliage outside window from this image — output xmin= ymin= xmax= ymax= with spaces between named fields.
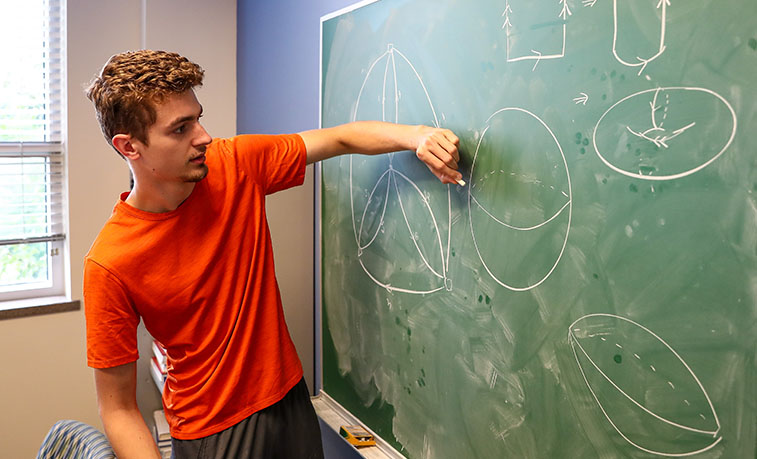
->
xmin=0 ymin=243 xmax=48 ymax=287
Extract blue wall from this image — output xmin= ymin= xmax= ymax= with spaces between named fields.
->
xmin=237 ymin=0 xmax=356 ymax=134
xmin=237 ymin=2 xmax=364 ymax=458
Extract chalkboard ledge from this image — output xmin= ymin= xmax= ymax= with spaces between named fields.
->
xmin=312 ymin=392 xmax=401 ymax=459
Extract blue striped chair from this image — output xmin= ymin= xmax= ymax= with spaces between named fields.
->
xmin=36 ymin=420 xmax=116 ymax=459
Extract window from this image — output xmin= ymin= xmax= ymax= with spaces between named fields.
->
xmin=0 ymin=0 xmax=67 ymax=304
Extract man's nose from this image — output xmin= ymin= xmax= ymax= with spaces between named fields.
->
xmin=194 ymin=122 xmax=212 ymax=146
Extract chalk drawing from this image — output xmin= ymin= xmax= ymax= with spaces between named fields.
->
xmin=502 ymin=0 xmax=571 ymax=71
xmin=574 ymin=92 xmax=589 ymax=105
xmin=350 ymin=44 xmax=452 ymax=295
xmin=568 ymin=313 xmax=722 ymax=456
xmin=593 ymin=87 xmax=737 ymax=180
xmin=625 ymin=88 xmax=697 ymax=149
xmin=584 ymin=0 xmax=669 ymax=75
xmin=468 ymin=108 xmax=572 ymax=291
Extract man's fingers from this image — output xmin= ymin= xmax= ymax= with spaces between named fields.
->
xmin=420 ymin=131 xmax=459 ymax=169
xmin=416 ymin=147 xmax=463 ymax=185
xmin=429 ymin=130 xmax=460 ymax=165
xmin=413 ymin=126 xmax=463 ymax=185
xmin=440 ymin=130 xmax=460 ymax=162
xmin=428 ymin=144 xmax=458 ymax=170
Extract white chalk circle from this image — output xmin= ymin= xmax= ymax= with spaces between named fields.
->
xmin=568 ymin=313 xmax=722 ymax=457
xmin=468 ymin=108 xmax=572 ymax=291
xmin=593 ymin=87 xmax=736 ymax=180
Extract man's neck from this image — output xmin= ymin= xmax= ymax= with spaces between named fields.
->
xmin=125 ymin=181 xmax=196 ymax=213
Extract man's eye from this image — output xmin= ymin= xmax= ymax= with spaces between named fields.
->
xmin=174 ymin=125 xmax=186 ymax=134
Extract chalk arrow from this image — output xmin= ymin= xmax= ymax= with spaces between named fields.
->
xmin=635 ymin=57 xmax=652 ymax=76
xmin=560 ymin=0 xmax=573 ymax=20
xmin=531 ymin=50 xmax=542 ymax=71
xmin=573 ymin=92 xmax=589 ymax=105
xmin=502 ymin=3 xmax=513 ymax=29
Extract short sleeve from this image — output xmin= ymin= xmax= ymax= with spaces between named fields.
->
xmin=220 ymin=134 xmax=307 ymax=195
xmin=83 ymin=259 xmax=140 ymax=368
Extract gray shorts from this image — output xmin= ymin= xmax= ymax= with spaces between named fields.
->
xmin=171 ymin=378 xmax=324 ymax=459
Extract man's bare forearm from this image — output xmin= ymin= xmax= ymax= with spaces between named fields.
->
xmin=101 ymin=407 xmax=161 ymax=459
xmin=324 ymin=121 xmax=423 ymax=155
xmin=94 ymin=364 xmax=161 ymax=458
xmin=300 ymin=121 xmax=462 ymax=184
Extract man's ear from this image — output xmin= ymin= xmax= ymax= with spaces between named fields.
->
xmin=112 ymin=134 xmax=140 ymax=160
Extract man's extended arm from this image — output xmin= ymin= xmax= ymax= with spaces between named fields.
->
xmin=299 ymin=121 xmax=462 ymax=185
xmin=94 ymin=363 xmax=161 ymax=458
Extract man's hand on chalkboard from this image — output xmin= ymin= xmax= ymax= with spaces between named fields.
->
xmin=300 ymin=121 xmax=462 ymax=186
xmin=414 ymin=126 xmax=463 ymax=186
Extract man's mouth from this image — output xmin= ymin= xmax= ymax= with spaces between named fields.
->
xmin=190 ymin=154 xmax=206 ymax=164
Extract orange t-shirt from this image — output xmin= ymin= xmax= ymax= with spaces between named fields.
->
xmin=84 ymin=134 xmax=306 ymax=439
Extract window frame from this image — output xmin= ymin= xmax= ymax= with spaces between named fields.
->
xmin=0 ymin=0 xmax=69 ymax=310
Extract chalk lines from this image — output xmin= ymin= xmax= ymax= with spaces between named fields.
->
xmin=583 ymin=0 xmax=670 ymax=75
xmin=625 ymin=88 xmax=696 ymax=149
xmin=612 ymin=0 xmax=669 ymax=75
xmin=469 ymin=108 xmax=572 ymax=291
xmin=503 ymin=0 xmax=667 ymax=75
xmin=568 ymin=313 xmax=722 ymax=456
xmin=350 ymin=48 xmax=577 ymax=294
xmin=573 ymin=92 xmax=589 ymax=105
xmin=593 ymin=87 xmax=737 ymax=180
xmin=502 ymin=0 xmax=570 ymax=71
xmin=350 ymin=44 xmax=452 ymax=295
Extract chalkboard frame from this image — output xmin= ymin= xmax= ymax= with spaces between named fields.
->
xmin=314 ymin=0 xmax=380 ymax=403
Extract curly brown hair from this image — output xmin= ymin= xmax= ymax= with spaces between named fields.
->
xmin=86 ymin=50 xmax=205 ymax=155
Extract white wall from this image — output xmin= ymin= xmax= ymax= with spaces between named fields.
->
xmin=0 ymin=1 xmax=236 ymax=456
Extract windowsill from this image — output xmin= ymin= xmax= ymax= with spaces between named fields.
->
xmin=0 ymin=296 xmax=81 ymax=321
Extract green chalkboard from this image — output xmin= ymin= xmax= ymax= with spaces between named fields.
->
xmin=318 ymin=0 xmax=757 ymax=457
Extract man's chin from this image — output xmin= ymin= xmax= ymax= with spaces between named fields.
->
xmin=184 ymin=164 xmax=209 ymax=183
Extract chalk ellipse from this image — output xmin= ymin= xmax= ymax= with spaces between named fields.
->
xmin=568 ymin=313 xmax=722 ymax=457
xmin=593 ymin=87 xmax=736 ymax=181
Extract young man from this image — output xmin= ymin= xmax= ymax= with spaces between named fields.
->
xmin=83 ymin=50 xmax=461 ymax=458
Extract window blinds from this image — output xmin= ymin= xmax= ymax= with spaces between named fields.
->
xmin=0 ymin=0 xmax=65 ymax=248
